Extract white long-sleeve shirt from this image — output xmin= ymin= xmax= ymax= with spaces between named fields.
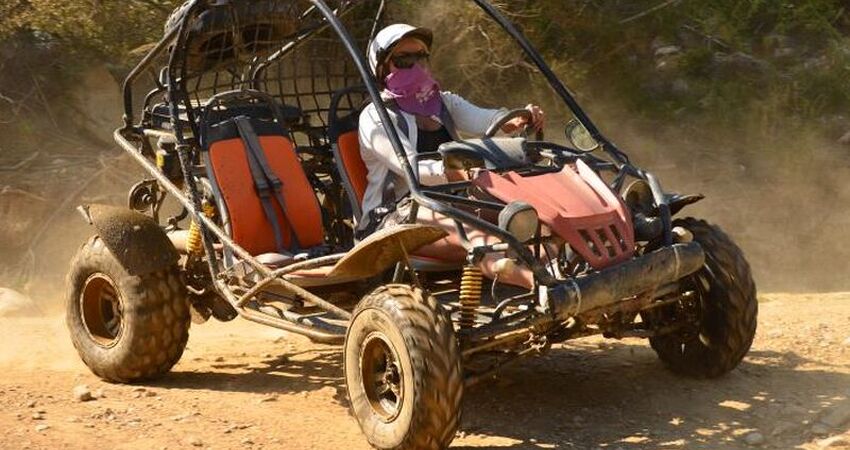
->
xmin=357 ymin=91 xmax=505 ymax=226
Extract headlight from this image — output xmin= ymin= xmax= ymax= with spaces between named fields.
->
xmin=498 ymin=201 xmax=539 ymax=243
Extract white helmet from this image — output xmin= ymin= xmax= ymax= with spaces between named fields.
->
xmin=368 ymin=23 xmax=433 ymax=80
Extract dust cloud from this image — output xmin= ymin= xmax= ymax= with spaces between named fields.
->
xmin=598 ymin=115 xmax=850 ymax=292
xmin=0 ymin=315 xmax=83 ymax=371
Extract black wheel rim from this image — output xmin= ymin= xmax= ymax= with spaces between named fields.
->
xmin=691 ymin=264 xmax=717 ymax=346
xmin=80 ymin=274 xmax=124 ymax=347
xmin=642 ymin=261 xmax=709 ymax=342
xmin=360 ymin=332 xmax=404 ymax=422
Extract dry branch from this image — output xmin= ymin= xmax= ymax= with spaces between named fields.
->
xmin=0 ymin=151 xmax=40 ymax=171
xmin=30 ymin=73 xmax=59 ymax=129
xmin=620 ymin=0 xmax=680 ymax=24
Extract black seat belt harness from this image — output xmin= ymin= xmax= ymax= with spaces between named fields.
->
xmin=233 ymin=116 xmax=302 ymax=253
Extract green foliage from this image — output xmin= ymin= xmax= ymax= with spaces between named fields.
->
xmin=1 ymin=0 xmax=849 ymax=141
xmin=1 ymin=0 xmax=179 ymax=61
xmin=473 ymin=0 xmax=850 ymax=136
xmin=681 ymin=0 xmax=845 ymax=46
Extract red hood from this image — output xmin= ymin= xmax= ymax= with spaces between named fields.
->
xmin=473 ymin=160 xmax=635 ymax=269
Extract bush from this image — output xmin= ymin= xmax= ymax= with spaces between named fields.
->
xmin=1 ymin=0 xmax=178 ymax=61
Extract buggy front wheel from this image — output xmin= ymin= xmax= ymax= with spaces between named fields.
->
xmin=66 ymin=236 xmax=190 ymax=383
xmin=344 ymin=284 xmax=463 ymax=450
xmin=645 ymin=218 xmax=758 ymax=378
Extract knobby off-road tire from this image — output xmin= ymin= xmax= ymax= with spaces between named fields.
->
xmin=344 ymin=284 xmax=463 ymax=450
xmin=66 ymin=236 xmax=190 ymax=383
xmin=648 ymin=218 xmax=758 ymax=378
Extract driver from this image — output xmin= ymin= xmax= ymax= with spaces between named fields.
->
xmin=358 ymin=24 xmax=545 ymax=288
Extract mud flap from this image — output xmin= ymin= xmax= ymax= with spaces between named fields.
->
xmin=79 ymin=204 xmax=178 ymax=276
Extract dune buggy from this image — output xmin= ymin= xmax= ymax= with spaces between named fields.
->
xmin=65 ymin=1 xmax=758 ymax=449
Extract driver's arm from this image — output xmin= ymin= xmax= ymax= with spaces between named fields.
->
xmin=443 ymin=92 xmax=545 ymax=135
xmin=441 ymin=91 xmax=507 ymax=135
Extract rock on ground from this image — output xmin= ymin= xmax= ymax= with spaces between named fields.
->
xmin=72 ymin=385 xmax=94 ymax=402
xmin=744 ymin=431 xmax=766 ymax=446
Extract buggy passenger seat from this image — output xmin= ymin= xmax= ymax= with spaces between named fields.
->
xmin=201 ymin=98 xmax=324 ymax=261
xmin=328 ymin=86 xmax=460 ymax=272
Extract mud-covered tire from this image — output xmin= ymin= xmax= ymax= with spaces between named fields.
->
xmin=647 ymin=218 xmax=758 ymax=378
xmin=344 ymin=284 xmax=463 ymax=450
xmin=66 ymin=236 xmax=190 ymax=383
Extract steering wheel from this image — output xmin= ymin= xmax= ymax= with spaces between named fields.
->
xmin=484 ymin=108 xmax=544 ymax=141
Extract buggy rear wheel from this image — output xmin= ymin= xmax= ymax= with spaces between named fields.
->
xmin=66 ymin=236 xmax=190 ymax=383
xmin=645 ymin=218 xmax=758 ymax=378
xmin=344 ymin=284 xmax=463 ymax=450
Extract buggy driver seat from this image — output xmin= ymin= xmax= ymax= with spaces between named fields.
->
xmin=328 ymin=86 xmax=461 ymax=272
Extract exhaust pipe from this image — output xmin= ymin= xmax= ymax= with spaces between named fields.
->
xmin=545 ymin=242 xmax=705 ymax=322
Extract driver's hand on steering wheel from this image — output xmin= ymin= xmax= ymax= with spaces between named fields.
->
xmin=501 ymin=104 xmax=545 ymax=134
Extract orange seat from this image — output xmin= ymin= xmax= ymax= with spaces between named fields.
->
xmin=205 ymin=127 xmax=324 ymax=256
xmin=329 ymin=87 xmax=370 ymax=222
xmin=333 ymin=130 xmax=369 ymax=220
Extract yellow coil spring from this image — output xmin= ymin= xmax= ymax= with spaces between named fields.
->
xmin=459 ymin=265 xmax=483 ymax=329
xmin=186 ymin=203 xmax=216 ymax=255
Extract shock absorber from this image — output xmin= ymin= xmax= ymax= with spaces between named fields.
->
xmin=186 ymin=202 xmax=216 ymax=255
xmin=459 ymin=265 xmax=483 ymax=330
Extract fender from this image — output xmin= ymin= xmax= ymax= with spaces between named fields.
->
xmin=623 ymin=179 xmax=705 ymax=217
xmin=328 ymin=224 xmax=448 ymax=279
xmin=667 ymin=193 xmax=705 ymax=216
xmin=78 ymin=204 xmax=178 ymax=276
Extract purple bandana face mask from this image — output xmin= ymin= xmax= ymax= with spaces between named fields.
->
xmin=383 ymin=64 xmax=442 ymax=117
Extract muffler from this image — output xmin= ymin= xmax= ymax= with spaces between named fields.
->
xmin=545 ymin=242 xmax=705 ymax=322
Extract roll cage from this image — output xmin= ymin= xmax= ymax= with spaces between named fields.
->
xmin=114 ymin=0 xmax=677 ymax=340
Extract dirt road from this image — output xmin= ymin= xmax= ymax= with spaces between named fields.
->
xmin=1 ymin=293 xmax=848 ymax=450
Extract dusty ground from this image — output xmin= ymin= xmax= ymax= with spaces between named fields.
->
xmin=0 ymin=293 xmax=848 ymax=450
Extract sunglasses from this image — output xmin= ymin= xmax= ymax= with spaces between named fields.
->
xmin=390 ymin=51 xmax=430 ymax=69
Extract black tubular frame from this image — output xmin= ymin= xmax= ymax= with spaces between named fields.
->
xmin=114 ymin=0 xmax=674 ymax=340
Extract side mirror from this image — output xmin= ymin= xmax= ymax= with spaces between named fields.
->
xmin=565 ymin=120 xmax=600 ymax=152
